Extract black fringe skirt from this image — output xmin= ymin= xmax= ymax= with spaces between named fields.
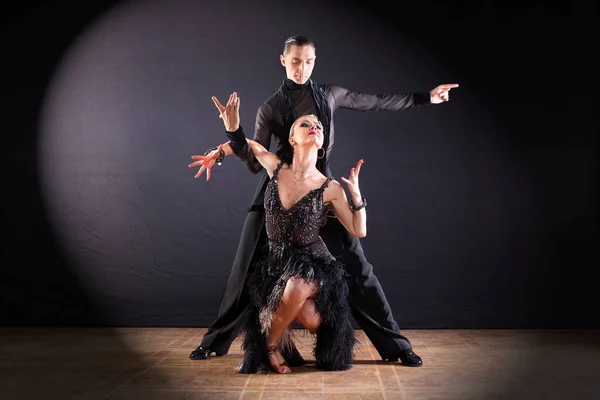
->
xmin=237 ymin=239 xmax=356 ymax=373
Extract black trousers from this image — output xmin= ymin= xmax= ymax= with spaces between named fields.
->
xmin=199 ymin=209 xmax=412 ymax=360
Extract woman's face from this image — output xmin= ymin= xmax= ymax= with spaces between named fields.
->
xmin=290 ymin=115 xmax=324 ymax=149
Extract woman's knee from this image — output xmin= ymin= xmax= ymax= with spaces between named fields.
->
xmin=283 ymin=277 xmax=314 ymax=303
xmin=299 ymin=300 xmax=321 ymax=332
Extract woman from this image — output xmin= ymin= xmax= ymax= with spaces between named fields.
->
xmin=189 ymin=92 xmax=367 ymax=374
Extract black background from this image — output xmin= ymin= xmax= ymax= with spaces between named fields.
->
xmin=1 ymin=0 xmax=597 ymax=330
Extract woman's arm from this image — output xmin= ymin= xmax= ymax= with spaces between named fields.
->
xmin=326 ymin=160 xmax=367 ymax=238
xmin=226 ymin=128 xmax=280 ymax=177
xmin=189 ymin=128 xmax=280 ymax=180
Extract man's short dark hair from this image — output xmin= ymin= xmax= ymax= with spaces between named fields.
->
xmin=283 ymin=35 xmax=316 ymax=55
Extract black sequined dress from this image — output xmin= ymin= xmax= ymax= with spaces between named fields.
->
xmin=238 ymin=161 xmax=356 ymax=373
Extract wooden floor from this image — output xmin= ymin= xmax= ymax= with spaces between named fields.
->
xmin=0 ymin=328 xmax=598 ymax=399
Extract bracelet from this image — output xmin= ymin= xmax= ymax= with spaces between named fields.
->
xmin=204 ymin=146 xmax=225 ymax=166
xmin=349 ymin=196 xmax=367 ymax=211
xmin=215 ymin=149 xmax=225 ymax=165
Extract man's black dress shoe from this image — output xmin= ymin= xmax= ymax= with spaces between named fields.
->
xmin=386 ymin=349 xmax=423 ymax=367
xmin=189 ymin=346 xmax=226 ymax=360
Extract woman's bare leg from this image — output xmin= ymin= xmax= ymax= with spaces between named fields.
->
xmin=296 ymin=299 xmax=322 ymax=334
xmin=268 ymin=277 xmax=316 ymax=373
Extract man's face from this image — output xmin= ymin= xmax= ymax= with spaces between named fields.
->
xmin=280 ymin=45 xmax=316 ymax=85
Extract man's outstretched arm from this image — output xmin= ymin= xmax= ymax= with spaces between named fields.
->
xmin=330 ymin=83 xmax=458 ymax=111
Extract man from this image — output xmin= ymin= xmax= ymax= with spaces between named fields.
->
xmin=191 ymin=35 xmax=458 ymax=367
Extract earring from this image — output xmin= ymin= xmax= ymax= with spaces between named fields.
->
xmin=317 ymin=148 xmax=325 ymax=159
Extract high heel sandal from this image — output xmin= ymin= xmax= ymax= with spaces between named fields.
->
xmin=267 ymin=345 xmax=291 ymax=374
